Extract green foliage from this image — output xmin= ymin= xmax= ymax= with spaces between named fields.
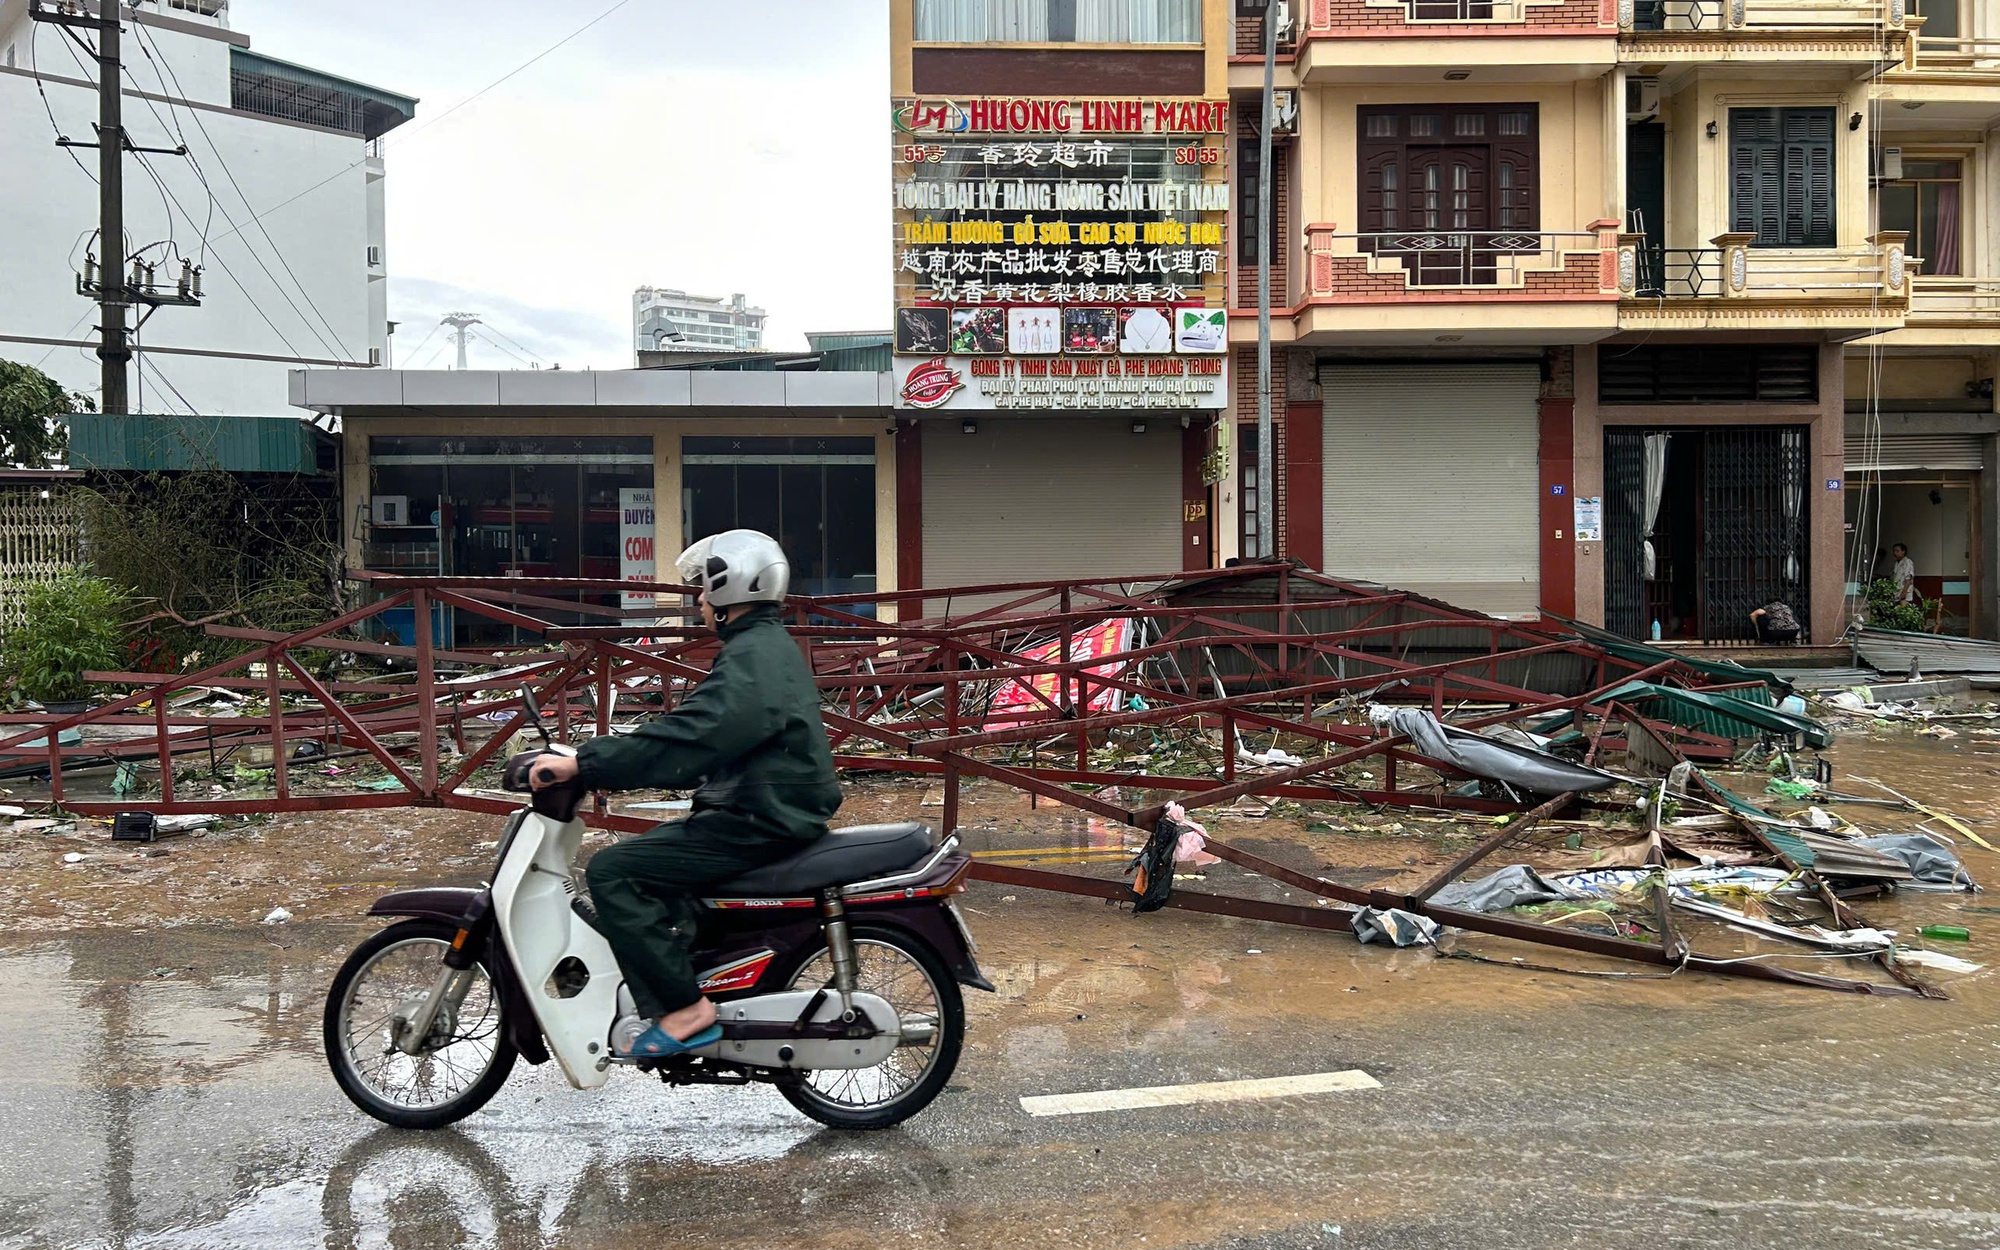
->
xmin=1866 ymin=577 xmax=1934 ymax=633
xmin=0 ymin=571 xmax=129 ymax=704
xmin=78 ymin=471 xmax=342 ymax=667
xmin=0 ymin=358 xmax=87 ymax=468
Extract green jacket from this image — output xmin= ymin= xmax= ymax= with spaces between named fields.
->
xmin=575 ymin=605 xmax=840 ymax=841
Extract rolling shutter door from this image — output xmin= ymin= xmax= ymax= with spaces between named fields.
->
xmin=1322 ymin=364 xmax=1541 ymax=617
xmin=1845 ymin=433 xmax=1984 ymax=472
xmin=922 ymin=418 xmax=1182 ymax=601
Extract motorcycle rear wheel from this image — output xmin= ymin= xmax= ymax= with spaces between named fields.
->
xmin=772 ymin=921 xmax=964 ymax=1130
xmin=324 ymin=919 xmax=518 ymax=1130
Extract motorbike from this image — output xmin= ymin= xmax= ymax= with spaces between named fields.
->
xmin=322 ymin=689 xmax=991 ymax=1132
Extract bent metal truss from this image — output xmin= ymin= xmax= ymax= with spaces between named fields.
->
xmin=0 ymin=564 xmax=1935 ymax=998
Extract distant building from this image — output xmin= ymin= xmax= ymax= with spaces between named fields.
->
xmin=0 ymin=0 xmax=416 ymax=414
xmin=632 ymin=288 xmax=766 ymax=357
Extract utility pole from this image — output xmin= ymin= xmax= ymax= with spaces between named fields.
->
xmin=441 ymin=312 xmax=482 ymax=370
xmin=1255 ymin=0 xmax=1278 ymax=559
xmin=33 ymin=1 xmax=196 ymax=415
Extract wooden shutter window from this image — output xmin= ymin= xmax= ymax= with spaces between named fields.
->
xmin=1730 ymin=107 xmax=1836 ymax=247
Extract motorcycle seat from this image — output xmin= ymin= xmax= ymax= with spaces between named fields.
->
xmin=711 ymin=822 xmax=935 ymax=898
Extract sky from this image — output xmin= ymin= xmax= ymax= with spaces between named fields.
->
xmin=245 ymin=0 xmax=889 ymax=369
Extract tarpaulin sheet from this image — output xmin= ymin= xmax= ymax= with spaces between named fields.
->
xmin=1369 ymin=706 xmax=1622 ymax=795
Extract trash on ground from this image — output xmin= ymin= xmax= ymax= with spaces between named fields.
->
xmin=262 ymin=907 xmax=292 ymax=925
xmin=1349 ymin=907 xmax=1438 ymax=948
xmin=1429 ymin=864 xmax=1573 ymax=913
xmin=1893 ymin=948 xmax=1982 ymax=975
xmin=1854 ymin=833 xmax=1979 ymax=892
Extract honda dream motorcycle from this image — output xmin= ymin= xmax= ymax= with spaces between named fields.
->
xmin=322 ymin=690 xmax=990 ymax=1131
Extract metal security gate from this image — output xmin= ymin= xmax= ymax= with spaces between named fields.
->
xmin=1322 ymin=364 xmax=1542 ymax=617
xmin=1702 ymin=427 xmax=1809 ymax=641
xmin=1603 ymin=431 xmax=1648 ymax=639
xmin=922 ymin=418 xmax=1182 ymax=601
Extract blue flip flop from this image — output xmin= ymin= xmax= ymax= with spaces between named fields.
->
xmin=624 ymin=1022 xmax=722 ymax=1058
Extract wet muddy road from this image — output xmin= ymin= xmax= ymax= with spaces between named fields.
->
xmin=3 ymin=725 xmax=1998 ymax=1249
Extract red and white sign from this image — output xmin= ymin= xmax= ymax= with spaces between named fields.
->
xmin=619 ymin=488 xmax=656 ymax=611
xmin=899 ymin=357 xmax=966 ymax=409
xmin=897 ymin=99 xmax=1229 ymax=137
xmin=988 ymin=619 xmax=1136 ymax=720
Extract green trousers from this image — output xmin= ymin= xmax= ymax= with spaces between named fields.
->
xmin=584 ymin=814 xmax=809 ymax=1019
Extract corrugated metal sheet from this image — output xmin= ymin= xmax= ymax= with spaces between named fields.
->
xmin=1321 ymin=365 xmax=1542 ymax=618
xmin=1845 ymin=433 xmax=1984 ymax=471
xmin=66 ymin=415 xmax=330 ymax=474
xmin=1164 ymin=571 xmax=1602 ymax=696
xmin=1854 ymin=626 xmax=2000 ymax=676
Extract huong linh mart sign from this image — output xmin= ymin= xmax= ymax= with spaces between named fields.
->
xmin=897 ymin=354 xmax=1224 ymax=412
xmin=892 ymin=95 xmax=1230 ymax=412
xmin=897 ymin=99 xmax=1229 ymax=137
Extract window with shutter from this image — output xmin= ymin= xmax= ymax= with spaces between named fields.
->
xmin=1729 ymin=107 xmax=1836 ymax=248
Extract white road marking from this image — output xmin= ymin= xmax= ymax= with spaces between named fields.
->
xmin=1019 ymin=1069 xmax=1382 ymax=1117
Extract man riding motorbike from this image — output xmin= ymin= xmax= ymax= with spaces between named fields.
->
xmin=528 ymin=529 xmax=841 ymax=1057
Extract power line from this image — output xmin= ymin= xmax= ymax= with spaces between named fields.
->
xmin=397 ymin=319 xmax=443 ymax=366
xmin=140 ymin=354 xmax=199 ymax=415
xmin=477 ymin=322 xmax=545 ymax=364
xmin=30 ymin=22 xmax=98 ymax=185
xmin=126 ymin=24 xmax=353 ymax=362
xmin=206 ymin=0 xmax=640 ymax=247
xmin=469 ymin=332 xmax=532 ymax=368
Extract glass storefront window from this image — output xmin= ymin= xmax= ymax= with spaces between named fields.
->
xmin=365 ymin=436 xmax=654 ymax=645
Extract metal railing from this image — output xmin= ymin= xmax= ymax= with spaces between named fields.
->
xmin=1623 ymin=0 xmax=1900 ymax=30
xmin=1908 ymin=276 xmax=2000 ymax=322
xmin=1616 ymin=232 xmax=1911 ymax=306
xmin=1306 ymin=228 xmax=1610 ymax=293
xmin=1304 ymin=0 xmax=1555 ymax=28
xmin=1907 ymin=34 xmax=2000 ymax=70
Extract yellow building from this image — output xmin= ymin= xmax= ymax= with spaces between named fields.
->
xmin=1228 ymin=0 xmax=1984 ymax=642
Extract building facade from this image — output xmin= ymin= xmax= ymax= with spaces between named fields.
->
xmin=632 ymin=289 xmax=768 ymax=357
xmin=889 ymin=0 xmax=1234 ymax=596
xmin=1225 ymin=0 xmax=2000 ymax=643
xmin=0 ymin=0 xmax=413 ymax=415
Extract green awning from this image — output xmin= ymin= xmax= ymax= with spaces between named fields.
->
xmin=66 ymin=415 xmax=332 ymax=475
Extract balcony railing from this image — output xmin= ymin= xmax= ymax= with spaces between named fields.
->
xmin=1619 ymin=0 xmax=1902 ymax=30
xmin=1303 ymin=0 xmax=1588 ymax=30
xmin=1305 ymin=227 xmax=1616 ymax=296
xmin=1616 ymin=232 xmax=1911 ymax=306
xmin=1907 ymin=277 xmax=2000 ymax=324
xmin=1907 ymin=34 xmax=2000 ymax=72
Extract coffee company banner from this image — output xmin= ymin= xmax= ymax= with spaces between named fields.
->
xmin=892 ymin=95 xmax=1230 ymax=412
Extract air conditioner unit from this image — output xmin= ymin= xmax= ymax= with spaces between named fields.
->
xmin=367 ymin=346 xmax=383 ymax=366
xmin=370 ymin=495 xmax=408 ymax=527
xmin=1871 ymin=145 xmax=1904 ymax=183
xmin=1625 ymin=76 xmax=1661 ymax=122
xmin=1273 ymin=0 xmax=1295 ymax=43
xmin=1271 ymin=89 xmax=1299 ymax=136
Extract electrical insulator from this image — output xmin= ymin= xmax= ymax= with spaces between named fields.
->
xmin=178 ymin=259 xmax=192 ymax=296
xmin=191 ymin=267 xmax=203 ymax=299
xmin=129 ymin=258 xmax=145 ymax=288
xmin=83 ymin=255 xmax=98 ymax=287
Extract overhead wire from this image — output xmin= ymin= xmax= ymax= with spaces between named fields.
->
xmin=476 ymin=323 xmax=545 ymax=365
xmin=31 ymin=20 xmax=99 ymax=185
xmin=398 ymin=319 xmax=444 ymax=366
xmin=201 ymin=0 xmax=640 ymax=247
xmin=468 ymin=333 xmax=532 ymax=368
xmin=125 ymin=24 xmax=352 ymax=362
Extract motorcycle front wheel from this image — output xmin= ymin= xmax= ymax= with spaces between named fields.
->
xmin=772 ymin=920 xmax=964 ymax=1130
xmin=324 ymin=919 xmax=518 ymax=1130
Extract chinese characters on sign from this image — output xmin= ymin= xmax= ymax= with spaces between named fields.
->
xmin=893 ymin=97 xmax=1230 ymax=412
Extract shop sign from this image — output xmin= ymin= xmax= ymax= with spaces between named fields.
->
xmin=897 ymin=353 xmax=1223 ymax=412
xmin=619 ymin=488 xmax=656 ymax=610
xmin=893 ymin=95 xmax=1229 ymax=412
xmin=988 ymin=618 xmax=1136 ymax=720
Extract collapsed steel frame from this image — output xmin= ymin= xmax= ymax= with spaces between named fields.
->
xmin=0 ymin=565 xmax=1934 ymax=997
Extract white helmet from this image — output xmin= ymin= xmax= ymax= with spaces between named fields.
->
xmin=675 ymin=529 xmax=790 ymax=607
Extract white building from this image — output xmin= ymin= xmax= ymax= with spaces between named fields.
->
xmin=632 ymin=288 xmax=766 ymax=357
xmin=0 ymin=0 xmax=414 ymax=415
